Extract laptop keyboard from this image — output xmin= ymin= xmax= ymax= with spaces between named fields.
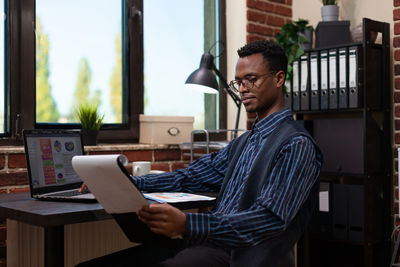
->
xmin=48 ymin=189 xmax=81 ymax=197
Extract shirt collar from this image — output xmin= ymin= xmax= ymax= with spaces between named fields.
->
xmin=251 ymin=108 xmax=292 ymax=138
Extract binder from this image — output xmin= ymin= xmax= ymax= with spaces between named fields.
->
xmin=338 ymin=48 xmax=348 ymax=109
xmin=284 ymin=80 xmax=292 ymax=110
xmin=332 ymin=183 xmax=348 ymax=240
xmin=300 ymin=53 xmax=309 ymax=110
xmin=292 ymin=61 xmax=300 ymax=111
xmin=310 ymin=52 xmax=319 ymax=110
xmin=328 ymin=49 xmax=338 ymax=109
xmin=348 ymin=185 xmax=364 ymax=242
xmin=320 ymin=50 xmax=329 ymax=110
xmin=349 ymin=46 xmax=362 ymax=108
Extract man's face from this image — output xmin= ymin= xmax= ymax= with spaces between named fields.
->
xmin=234 ymin=53 xmax=285 ymax=120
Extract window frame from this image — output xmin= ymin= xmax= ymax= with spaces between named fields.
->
xmin=2 ymin=0 xmax=226 ymax=145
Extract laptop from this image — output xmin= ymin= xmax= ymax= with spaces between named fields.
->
xmin=23 ymin=129 xmax=96 ymax=202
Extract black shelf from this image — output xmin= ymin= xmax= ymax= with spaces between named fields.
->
xmin=295 ymin=18 xmax=391 ymax=267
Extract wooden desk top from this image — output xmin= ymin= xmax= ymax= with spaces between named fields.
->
xmin=0 ymin=192 xmax=217 ymax=228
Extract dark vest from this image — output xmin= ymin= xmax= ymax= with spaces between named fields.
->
xmin=217 ymin=116 xmax=322 ymax=267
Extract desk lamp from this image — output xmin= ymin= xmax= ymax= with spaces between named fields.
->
xmin=185 ymin=52 xmax=242 ymax=138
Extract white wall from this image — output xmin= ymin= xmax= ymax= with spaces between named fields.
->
xmin=292 ymin=0 xmax=393 ymax=39
xmin=226 ymin=1 xmax=247 ymax=132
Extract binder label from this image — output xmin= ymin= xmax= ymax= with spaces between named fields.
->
xmin=311 ymin=54 xmax=318 ymax=91
xmin=293 ymin=61 xmax=299 ymax=92
xmin=349 ymin=49 xmax=357 ymax=88
xmin=339 ymin=49 xmax=347 ymax=88
xmin=300 ymin=56 xmax=308 ymax=92
xmin=329 ymin=51 xmax=337 ymax=89
xmin=321 ymin=52 xmax=328 ymax=90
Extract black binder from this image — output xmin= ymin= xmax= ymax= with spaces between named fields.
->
xmin=332 ymin=184 xmax=348 ymax=240
xmin=348 ymin=185 xmax=364 ymax=242
xmin=300 ymin=53 xmax=309 ymax=110
xmin=328 ymin=49 xmax=338 ymax=109
xmin=320 ymin=50 xmax=329 ymax=110
xmin=349 ymin=46 xmax=363 ymax=108
xmin=284 ymin=79 xmax=292 ymax=110
xmin=292 ymin=61 xmax=300 ymax=111
xmin=310 ymin=52 xmax=319 ymax=110
xmin=338 ymin=48 xmax=348 ymax=109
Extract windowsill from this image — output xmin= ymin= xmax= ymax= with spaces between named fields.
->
xmin=0 ymin=143 xmax=182 ymax=154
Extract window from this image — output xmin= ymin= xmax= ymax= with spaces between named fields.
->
xmin=0 ymin=0 xmax=6 ymax=135
xmin=143 ymin=0 xmax=223 ymax=130
xmin=4 ymin=0 xmax=226 ymax=144
xmin=35 ymin=0 xmax=124 ymax=125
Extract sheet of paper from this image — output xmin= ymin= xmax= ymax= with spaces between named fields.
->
xmin=319 ymin=191 xmax=329 ymax=212
xmin=72 ymin=154 xmax=148 ymax=213
xmin=143 ymin=192 xmax=215 ymax=203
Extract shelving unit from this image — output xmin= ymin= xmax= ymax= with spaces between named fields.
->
xmin=291 ymin=18 xmax=391 ymax=267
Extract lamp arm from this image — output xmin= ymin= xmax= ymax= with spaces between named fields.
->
xmin=213 ymin=66 xmax=242 ymax=138
xmin=213 ymin=67 xmax=242 ymax=108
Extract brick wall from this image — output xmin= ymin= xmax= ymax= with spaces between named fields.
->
xmin=0 ymin=145 xmax=191 ymax=267
xmin=245 ymin=0 xmax=292 ymax=129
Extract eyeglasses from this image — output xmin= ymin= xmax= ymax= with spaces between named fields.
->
xmin=229 ymin=72 xmax=276 ymax=93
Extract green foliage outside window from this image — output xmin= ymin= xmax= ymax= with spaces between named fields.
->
xmin=109 ymin=33 xmax=122 ymax=122
xmin=73 ymin=58 xmax=91 ymax=108
xmin=36 ymin=17 xmax=60 ymax=123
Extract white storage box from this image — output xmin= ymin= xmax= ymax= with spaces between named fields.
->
xmin=139 ymin=115 xmax=194 ymax=144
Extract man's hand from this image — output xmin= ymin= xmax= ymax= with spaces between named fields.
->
xmin=137 ymin=203 xmax=186 ymax=238
xmin=78 ymin=183 xmax=88 ymax=193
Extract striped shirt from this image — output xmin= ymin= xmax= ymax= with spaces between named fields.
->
xmin=132 ymin=108 xmax=322 ymax=248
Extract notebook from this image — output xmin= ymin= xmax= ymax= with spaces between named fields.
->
xmin=23 ymin=129 xmax=96 ymax=202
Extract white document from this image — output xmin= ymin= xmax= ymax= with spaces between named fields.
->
xmin=72 ymin=154 xmax=148 ymax=214
xmin=143 ymin=192 xmax=215 ymax=203
xmin=319 ymin=191 xmax=329 ymax=212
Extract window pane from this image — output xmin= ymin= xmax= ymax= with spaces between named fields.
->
xmin=0 ymin=0 xmax=5 ymax=133
xmin=144 ymin=0 xmax=218 ymax=129
xmin=36 ymin=0 xmax=123 ymax=124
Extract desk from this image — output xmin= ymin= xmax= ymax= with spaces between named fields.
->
xmin=0 ymin=192 xmax=216 ymax=267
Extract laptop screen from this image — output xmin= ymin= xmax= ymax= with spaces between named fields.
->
xmin=23 ymin=130 xmax=84 ymax=194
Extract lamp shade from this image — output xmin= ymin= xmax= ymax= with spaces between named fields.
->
xmin=185 ymin=53 xmax=219 ymax=94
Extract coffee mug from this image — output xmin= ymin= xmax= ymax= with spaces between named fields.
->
xmin=132 ymin=161 xmax=151 ymax=176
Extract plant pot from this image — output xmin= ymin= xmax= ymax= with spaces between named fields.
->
xmin=81 ymin=129 xmax=99 ymax=146
xmin=299 ymin=29 xmax=313 ymax=50
xmin=321 ymin=5 xmax=339 ymax=22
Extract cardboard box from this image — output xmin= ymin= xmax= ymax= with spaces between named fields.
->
xmin=139 ymin=115 xmax=194 ymax=144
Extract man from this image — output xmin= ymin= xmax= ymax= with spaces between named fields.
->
xmin=77 ymin=40 xmax=322 ymax=267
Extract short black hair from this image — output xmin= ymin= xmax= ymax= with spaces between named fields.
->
xmin=237 ymin=40 xmax=287 ymax=76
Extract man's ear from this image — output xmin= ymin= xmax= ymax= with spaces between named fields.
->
xmin=275 ymin=70 xmax=286 ymax=88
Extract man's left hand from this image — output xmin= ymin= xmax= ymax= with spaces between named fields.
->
xmin=137 ymin=203 xmax=186 ymax=238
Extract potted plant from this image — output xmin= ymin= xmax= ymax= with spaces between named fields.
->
xmin=75 ymin=104 xmax=104 ymax=145
xmin=321 ymin=0 xmax=339 ymax=21
xmin=276 ymin=19 xmax=313 ymax=84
